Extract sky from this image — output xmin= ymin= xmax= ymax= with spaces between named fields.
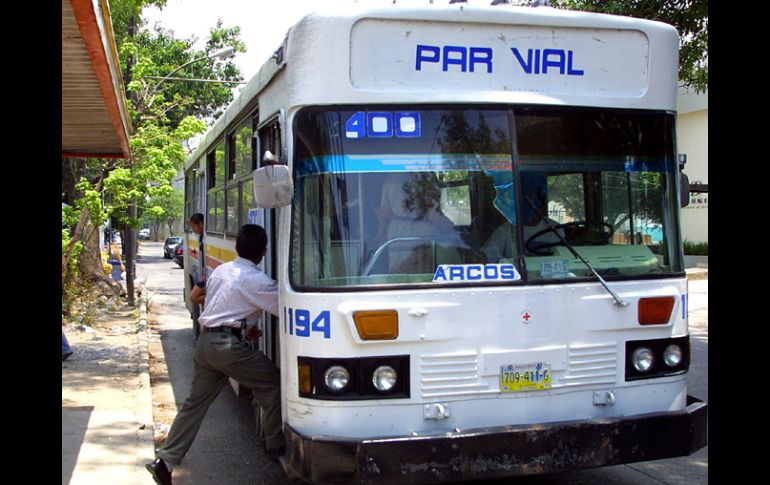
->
xmin=140 ymin=1 xmax=509 ymax=92
xmin=143 ymin=0 xmax=322 ymax=84
xmin=143 ymin=1 xmax=439 ymax=90
xmin=140 ymin=1 xmax=504 ymax=76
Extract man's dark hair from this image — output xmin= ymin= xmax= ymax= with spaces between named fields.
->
xmin=189 ymin=213 xmax=204 ymax=224
xmin=236 ymin=224 xmax=268 ymax=261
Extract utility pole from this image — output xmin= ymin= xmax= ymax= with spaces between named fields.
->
xmin=124 ymin=201 xmax=136 ymax=306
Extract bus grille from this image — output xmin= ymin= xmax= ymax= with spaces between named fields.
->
xmin=420 ymin=352 xmax=488 ymax=398
xmin=420 ymin=343 xmax=618 ymax=397
xmin=559 ymin=342 xmax=618 ymax=387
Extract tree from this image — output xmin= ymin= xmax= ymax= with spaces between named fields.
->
xmin=124 ymin=20 xmax=246 ymax=129
xmin=143 ymin=187 xmax=185 ymax=239
xmin=61 ymin=178 xmax=124 ymax=307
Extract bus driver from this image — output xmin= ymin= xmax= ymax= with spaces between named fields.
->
xmin=481 ymin=173 xmax=564 ymax=263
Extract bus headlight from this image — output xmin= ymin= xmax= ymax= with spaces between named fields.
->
xmin=632 ymin=347 xmax=654 ymax=372
xmin=663 ymin=344 xmax=683 ymax=367
xmin=298 ymin=355 xmax=410 ymax=400
xmin=372 ymin=365 xmax=397 ymax=391
xmin=324 ymin=365 xmax=350 ymax=392
xmin=625 ymin=336 xmax=689 ymax=381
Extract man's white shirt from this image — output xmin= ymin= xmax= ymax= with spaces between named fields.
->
xmin=198 ymin=257 xmax=279 ymax=328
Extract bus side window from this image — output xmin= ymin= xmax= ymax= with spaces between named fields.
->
xmin=258 ymin=121 xmax=282 ymax=167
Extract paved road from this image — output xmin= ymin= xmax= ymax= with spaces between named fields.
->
xmin=140 ymin=240 xmax=707 ymax=484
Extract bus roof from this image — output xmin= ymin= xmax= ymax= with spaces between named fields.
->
xmin=185 ymin=3 xmax=678 ymax=169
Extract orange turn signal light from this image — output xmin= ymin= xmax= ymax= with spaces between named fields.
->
xmin=353 ymin=310 xmax=399 ymax=340
xmin=638 ymin=296 xmax=676 ymax=325
xmin=298 ymin=364 xmax=312 ymax=394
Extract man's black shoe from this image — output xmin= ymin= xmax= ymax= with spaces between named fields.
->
xmin=145 ymin=458 xmax=173 ymax=485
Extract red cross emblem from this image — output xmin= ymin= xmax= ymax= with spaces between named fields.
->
xmin=521 ymin=310 xmax=532 ymax=323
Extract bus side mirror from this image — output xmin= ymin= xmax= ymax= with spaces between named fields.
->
xmin=254 ymin=164 xmax=293 ymax=208
xmin=679 ymin=172 xmax=690 ymax=208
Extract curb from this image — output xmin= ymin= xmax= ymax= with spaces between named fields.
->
xmin=140 ymin=279 xmax=178 ymax=452
xmin=685 ymin=268 xmax=708 ymax=281
xmin=136 ymin=283 xmax=155 ymax=461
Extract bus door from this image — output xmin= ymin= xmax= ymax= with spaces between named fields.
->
xmin=248 ymin=206 xmax=278 ymax=365
xmin=264 ymin=208 xmax=279 ymax=365
xmin=255 ymin=115 xmax=283 ymax=366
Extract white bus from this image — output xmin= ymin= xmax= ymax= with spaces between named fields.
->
xmin=182 ymin=2 xmax=707 ymax=482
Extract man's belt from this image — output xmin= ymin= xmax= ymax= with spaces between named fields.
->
xmin=203 ymin=325 xmax=242 ymax=339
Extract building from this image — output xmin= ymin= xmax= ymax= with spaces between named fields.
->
xmin=677 ymin=87 xmax=708 ymax=244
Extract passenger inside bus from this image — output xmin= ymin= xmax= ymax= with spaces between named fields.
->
xmin=481 ymin=172 xmax=564 ymax=262
xmin=376 ymin=171 xmax=462 ymax=273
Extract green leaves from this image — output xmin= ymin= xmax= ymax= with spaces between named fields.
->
xmin=62 ymin=204 xmax=80 ymax=228
xmin=142 ymin=187 xmax=184 ymax=231
xmin=73 ymin=178 xmax=108 ymax=228
xmin=99 ymin=112 xmax=206 ymax=227
xmin=125 ymin=19 xmax=244 ymax=129
xmin=174 ymin=116 xmax=207 ymax=142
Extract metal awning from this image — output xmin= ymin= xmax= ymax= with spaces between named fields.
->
xmin=62 ymin=0 xmax=131 ymax=158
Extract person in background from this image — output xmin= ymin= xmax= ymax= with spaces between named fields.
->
xmin=188 ymin=213 xmax=205 ymax=278
xmin=188 ymin=213 xmax=206 ymax=307
xmin=62 ymin=329 xmax=73 ymax=361
xmin=107 ymin=249 xmax=125 ymax=282
xmin=189 ymin=282 xmax=205 ymax=307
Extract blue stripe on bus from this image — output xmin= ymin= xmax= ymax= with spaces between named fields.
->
xmin=682 ymin=294 xmax=687 ymax=319
xmin=294 ymin=155 xmax=672 ymax=176
xmin=295 ymin=154 xmax=512 ymax=175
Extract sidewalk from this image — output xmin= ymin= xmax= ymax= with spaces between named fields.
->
xmin=62 ymin=282 xmax=156 ymax=485
xmin=685 ymin=266 xmax=708 ymax=280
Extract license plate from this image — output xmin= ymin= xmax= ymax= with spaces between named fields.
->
xmin=500 ymin=362 xmax=552 ymax=392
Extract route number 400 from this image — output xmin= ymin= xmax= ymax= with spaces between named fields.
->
xmin=345 ymin=111 xmax=421 ymax=139
xmin=286 ymin=308 xmax=331 ymax=339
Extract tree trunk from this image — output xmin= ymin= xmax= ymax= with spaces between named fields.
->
xmin=91 ymin=272 xmax=124 ymax=296
xmin=62 ymin=205 xmax=91 ymax=284
xmin=61 ymin=157 xmax=81 ymax=206
xmin=120 ymin=13 xmax=139 ymax=277
xmin=78 ymin=219 xmax=104 ymax=277
xmin=124 ymin=202 xmax=137 ymax=306
xmin=118 ymin=8 xmax=137 ymax=298
xmin=124 ymin=14 xmax=136 ymax=95
xmin=125 ymin=14 xmax=143 ymax=128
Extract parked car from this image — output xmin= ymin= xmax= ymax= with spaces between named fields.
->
xmin=138 ymin=228 xmax=151 ymax=240
xmin=173 ymin=244 xmax=184 ymax=268
xmin=163 ymin=236 xmax=183 ymax=259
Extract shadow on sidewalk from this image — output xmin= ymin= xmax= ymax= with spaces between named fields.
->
xmin=62 ymin=406 xmax=93 ymax=484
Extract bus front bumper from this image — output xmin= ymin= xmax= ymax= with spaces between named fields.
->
xmin=282 ymin=395 xmax=707 ymax=484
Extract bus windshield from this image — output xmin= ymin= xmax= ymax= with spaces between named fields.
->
xmin=291 ymin=106 xmax=682 ymax=289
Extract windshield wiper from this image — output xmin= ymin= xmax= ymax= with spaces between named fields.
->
xmin=523 ymin=196 xmax=629 ymax=307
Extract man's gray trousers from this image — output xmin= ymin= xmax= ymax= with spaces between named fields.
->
xmin=158 ymin=331 xmax=282 ymax=465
